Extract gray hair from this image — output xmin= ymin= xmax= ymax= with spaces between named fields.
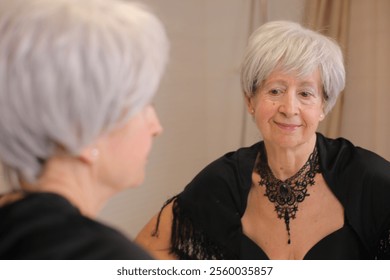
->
xmin=0 ymin=0 xmax=169 ymax=184
xmin=240 ymin=21 xmax=345 ymax=114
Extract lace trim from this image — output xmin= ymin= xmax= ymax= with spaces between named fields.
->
xmin=153 ymin=196 xmax=235 ymax=260
xmin=376 ymin=228 xmax=390 ymax=259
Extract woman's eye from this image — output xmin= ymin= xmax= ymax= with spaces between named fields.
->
xmin=300 ymin=91 xmax=312 ymax=98
xmin=269 ymin=89 xmax=282 ymax=95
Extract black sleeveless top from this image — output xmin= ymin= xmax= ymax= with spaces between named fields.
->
xmin=240 ymin=222 xmax=369 ymax=259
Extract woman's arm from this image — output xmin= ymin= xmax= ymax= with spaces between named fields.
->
xmin=135 ymin=201 xmax=177 ymax=260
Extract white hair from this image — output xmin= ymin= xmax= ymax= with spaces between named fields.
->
xmin=0 ymin=0 xmax=169 ymax=184
xmin=240 ymin=21 xmax=345 ymax=114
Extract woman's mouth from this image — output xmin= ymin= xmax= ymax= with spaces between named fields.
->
xmin=274 ymin=121 xmax=301 ymax=131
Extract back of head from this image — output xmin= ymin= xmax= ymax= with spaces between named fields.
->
xmin=240 ymin=20 xmax=345 ymax=114
xmin=0 ymin=0 xmax=169 ymax=184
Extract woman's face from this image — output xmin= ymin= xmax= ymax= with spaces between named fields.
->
xmin=248 ymin=68 xmax=325 ymax=150
xmin=96 ymin=104 xmax=163 ymax=190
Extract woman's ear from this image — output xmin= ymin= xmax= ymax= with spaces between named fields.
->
xmin=79 ymin=146 xmax=100 ymax=165
xmin=245 ymin=96 xmax=255 ymax=115
xmin=319 ymin=104 xmax=326 ymax=121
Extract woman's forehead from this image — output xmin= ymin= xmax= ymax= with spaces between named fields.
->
xmin=264 ymin=67 xmax=322 ymax=85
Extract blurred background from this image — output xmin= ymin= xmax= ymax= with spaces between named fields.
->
xmin=1 ymin=0 xmax=389 ymax=239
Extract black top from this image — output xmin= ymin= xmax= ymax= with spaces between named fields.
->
xmin=0 ymin=192 xmax=152 ymax=259
xmin=156 ymin=133 xmax=390 ymax=259
xmin=241 ymin=222 xmax=368 ymax=259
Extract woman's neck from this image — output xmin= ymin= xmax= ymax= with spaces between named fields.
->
xmin=263 ymin=135 xmax=317 ymax=181
xmin=23 ymin=156 xmax=113 ymax=218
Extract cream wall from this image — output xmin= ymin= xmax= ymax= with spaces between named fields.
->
xmin=98 ymin=0 xmax=305 ymax=238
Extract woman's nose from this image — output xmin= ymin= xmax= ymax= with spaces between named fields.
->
xmin=278 ymin=90 xmax=299 ymax=117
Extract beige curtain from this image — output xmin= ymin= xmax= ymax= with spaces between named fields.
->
xmin=341 ymin=0 xmax=390 ymax=160
xmin=304 ymin=0 xmax=350 ymax=138
xmin=304 ymin=0 xmax=390 ymax=161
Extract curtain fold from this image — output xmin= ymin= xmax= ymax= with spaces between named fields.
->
xmin=304 ymin=0 xmax=350 ymax=138
xmin=341 ymin=0 xmax=390 ymax=160
xmin=305 ymin=0 xmax=390 ymax=160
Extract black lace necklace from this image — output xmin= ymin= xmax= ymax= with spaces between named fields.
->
xmin=256 ymin=143 xmax=321 ymax=244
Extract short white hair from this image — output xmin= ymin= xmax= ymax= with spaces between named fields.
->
xmin=240 ymin=21 xmax=345 ymax=114
xmin=0 ymin=0 xmax=169 ymax=183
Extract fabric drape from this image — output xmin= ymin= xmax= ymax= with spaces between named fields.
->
xmin=304 ymin=0 xmax=350 ymax=138
xmin=305 ymin=0 xmax=390 ymax=160
xmin=341 ymin=0 xmax=390 ymax=161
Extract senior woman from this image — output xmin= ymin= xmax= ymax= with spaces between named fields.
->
xmin=136 ymin=21 xmax=390 ymax=260
xmin=0 ymin=0 xmax=168 ymax=259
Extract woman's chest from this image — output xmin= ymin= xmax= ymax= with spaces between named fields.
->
xmin=241 ymin=173 xmax=344 ymax=259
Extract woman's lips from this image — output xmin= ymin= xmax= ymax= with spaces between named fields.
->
xmin=274 ymin=121 xmax=301 ymax=131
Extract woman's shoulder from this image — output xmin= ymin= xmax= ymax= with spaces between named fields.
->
xmin=317 ymin=133 xmax=390 ymax=256
xmin=0 ymin=192 xmax=152 ymax=259
xmin=317 ymin=132 xmax=390 ymax=210
xmin=73 ymin=218 xmax=153 ymax=259
xmin=317 ymin=133 xmax=390 ymax=176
